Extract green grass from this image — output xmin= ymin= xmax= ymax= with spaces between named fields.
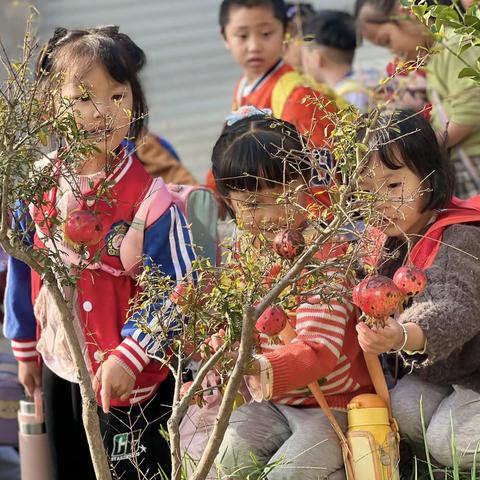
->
xmin=398 ymin=401 xmax=480 ymax=480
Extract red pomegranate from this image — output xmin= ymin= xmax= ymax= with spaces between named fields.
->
xmin=255 ymin=306 xmax=288 ymax=337
xmin=64 ymin=209 xmax=104 ymax=246
xmin=273 ymin=229 xmax=305 ymax=260
xmin=393 ymin=266 xmax=427 ymax=298
xmin=352 ymin=275 xmax=403 ymax=328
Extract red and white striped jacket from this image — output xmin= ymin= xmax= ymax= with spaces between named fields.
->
xmin=250 ymin=257 xmax=373 ymax=410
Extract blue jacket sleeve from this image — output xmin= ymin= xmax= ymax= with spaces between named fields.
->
xmin=118 ymin=203 xmax=196 ymax=361
xmin=3 ymin=202 xmax=38 ymax=361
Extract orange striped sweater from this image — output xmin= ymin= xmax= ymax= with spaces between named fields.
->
xmin=253 ymin=285 xmax=373 ymax=410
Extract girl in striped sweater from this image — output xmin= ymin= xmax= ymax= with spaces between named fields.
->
xmin=211 ymin=109 xmax=373 ymax=480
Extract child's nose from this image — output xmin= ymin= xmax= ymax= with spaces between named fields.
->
xmin=247 ymin=35 xmax=261 ymax=52
xmin=93 ymin=101 xmax=112 ymax=120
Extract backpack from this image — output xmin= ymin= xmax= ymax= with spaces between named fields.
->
xmin=167 ymin=184 xmax=221 ymax=266
xmin=409 ymin=196 xmax=480 ymax=269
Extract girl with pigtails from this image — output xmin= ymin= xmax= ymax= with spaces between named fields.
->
xmin=4 ymin=26 xmax=195 ymax=479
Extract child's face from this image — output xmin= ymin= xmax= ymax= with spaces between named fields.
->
xmin=226 ymin=181 xmax=307 ymax=239
xmin=358 ymin=5 xmax=429 ymax=61
xmin=223 ymin=5 xmax=285 ymax=83
xmin=358 ymin=152 xmax=432 ymax=237
xmin=60 ymin=61 xmax=133 ymax=159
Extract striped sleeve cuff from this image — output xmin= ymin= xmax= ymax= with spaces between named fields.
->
xmin=111 ymin=337 xmax=151 ymax=376
xmin=245 ymin=355 xmax=273 ymax=402
xmin=11 ymin=340 xmax=38 ymax=362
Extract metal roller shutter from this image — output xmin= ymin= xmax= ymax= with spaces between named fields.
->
xmin=2 ymin=0 xmax=389 ymax=180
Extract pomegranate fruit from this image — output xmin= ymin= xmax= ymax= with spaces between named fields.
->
xmin=273 ymin=229 xmax=305 ymax=260
xmin=352 ymin=275 xmax=403 ymax=328
xmin=64 ymin=209 xmax=104 ymax=246
xmin=393 ymin=266 xmax=427 ymax=298
xmin=255 ymin=306 xmax=288 ymax=337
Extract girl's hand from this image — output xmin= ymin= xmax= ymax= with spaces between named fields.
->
xmin=93 ymin=357 xmax=135 ymax=413
xmin=18 ymin=361 xmax=42 ymax=397
xmin=356 ymin=317 xmax=404 ymax=355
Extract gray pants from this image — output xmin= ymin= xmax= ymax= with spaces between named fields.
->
xmin=216 ymin=401 xmax=347 ymax=480
xmin=391 ymin=375 xmax=480 ymax=469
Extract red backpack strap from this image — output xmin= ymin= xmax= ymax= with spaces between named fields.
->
xmin=410 ymin=196 xmax=480 ymax=269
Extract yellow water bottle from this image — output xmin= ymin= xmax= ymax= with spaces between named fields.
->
xmin=347 ymin=394 xmax=400 ymax=480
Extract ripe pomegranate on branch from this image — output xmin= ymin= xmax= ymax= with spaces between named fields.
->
xmin=273 ymin=228 xmax=305 ymax=260
xmin=64 ymin=209 xmax=104 ymax=246
xmin=393 ymin=265 xmax=427 ymax=298
xmin=352 ymin=275 xmax=403 ymax=328
xmin=352 ymin=266 xmax=427 ymax=328
xmin=255 ymin=305 xmax=288 ymax=338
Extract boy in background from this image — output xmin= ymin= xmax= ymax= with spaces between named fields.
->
xmin=220 ymin=0 xmax=335 ymax=145
xmin=302 ymin=10 xmax=380 ymax=112
xmin=206 ymin=0 xmax=337 ymax=190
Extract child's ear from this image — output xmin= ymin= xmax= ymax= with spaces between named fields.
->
xmin=223 ymin=195 xmax=234 ymax=211
xmin=222 ymin=31 xmax=231 ymax=50
xmin=221 ymin=195 xmax=236 ymax=221
xmin=317 ymin=49 xmax=327 ymax=68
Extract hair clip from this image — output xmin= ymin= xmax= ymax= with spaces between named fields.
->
xmin=286 ymin=5 xmax=298 ymax=20
xmin=225 ymin=106 xmax=272 ymax=126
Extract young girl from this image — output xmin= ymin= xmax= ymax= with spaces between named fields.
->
xmin=355 ymin=0 xmax=480 ymax=198
xmin=211 ymin=110 xmax=373 ymax=480
xmin=356 ymin=109 xmax=480 ymax=469
xmin=4 ymin=26 xmax=196 ymax=479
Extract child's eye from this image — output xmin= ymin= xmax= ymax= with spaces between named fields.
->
xmin=112 ymin=94 xmax=124 ymax=102
xmin=236 ymin=33 xmax=248 ymax=40
xmin=387 ymin=182 xmax=402 ymax=189
xmin=262 ymin=31 xmax=272 ymax=38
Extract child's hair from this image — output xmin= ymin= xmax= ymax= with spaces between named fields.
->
xmin=303 ymin=10 xmax=357 ymax=65
xmin=354 ymin=0 xmax=460 ymax=23
xmin=36 ymin=25 xmax=147 ymax=140
xmin=219 ymin=0 xmax=288 ymax=33
xmin=212 ymin=115 xmax=311 ymax=206
xmin=358 ymin=109 xmax=454 ymax=212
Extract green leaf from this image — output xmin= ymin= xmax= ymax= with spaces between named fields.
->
xmin=38 ymin=128 xmax=49 ymax=146
xmin=459 ymin=43 xmax=473 ymax=57
xmin=458 ymin=67 xmax=479 ymax=79
xmin=464 ymin=14 xmax=480 ymax=28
